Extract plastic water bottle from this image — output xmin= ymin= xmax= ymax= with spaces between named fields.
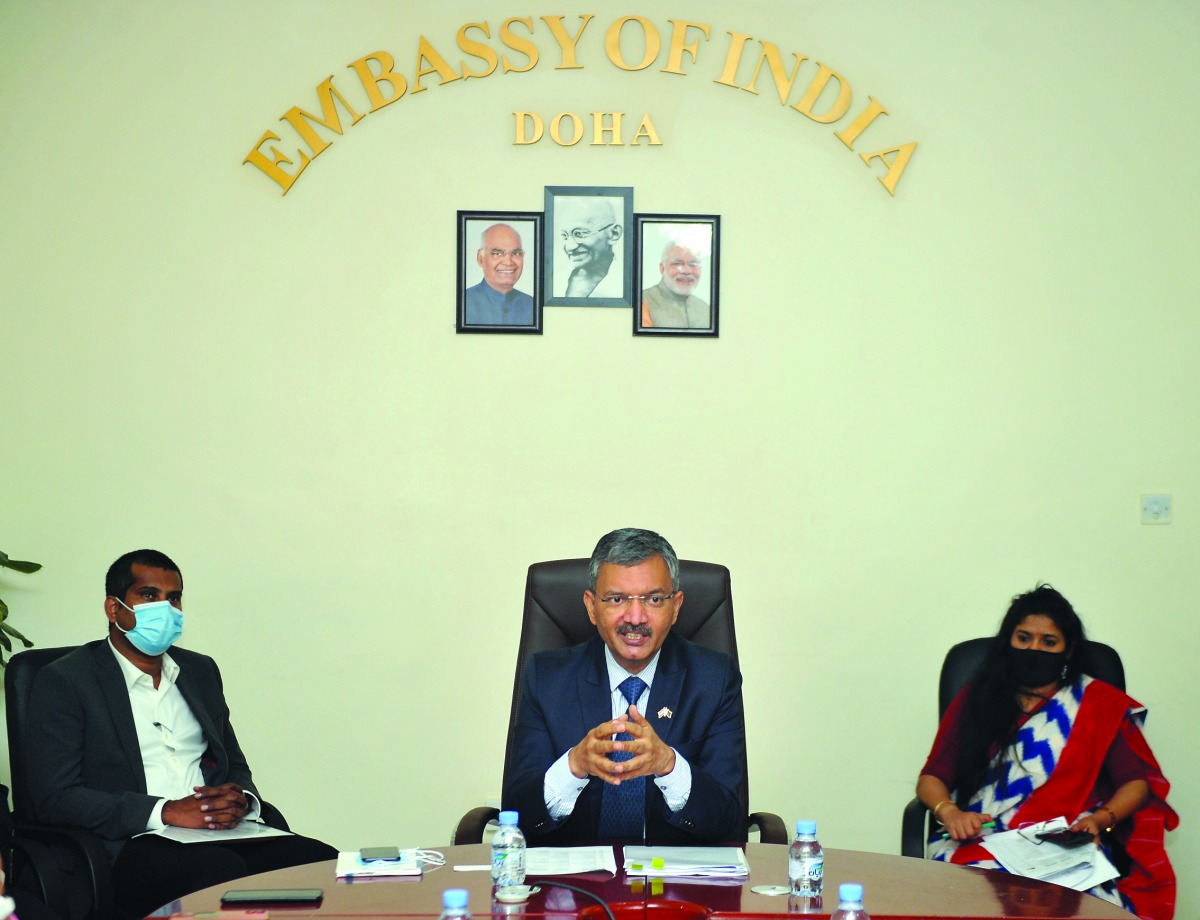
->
xmin=788 ymin=819 xmax=824 ymax=897
xmin=491 ymin=810 xmax=527 ymax=886
xmin=438 ymin=889 xmax=471 ymax=920
xmin=830 ymin=883 xmax=869 ymax=920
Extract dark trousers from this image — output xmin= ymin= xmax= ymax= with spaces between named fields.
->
xmin=111 ymin=832 xmax=337 ymax=917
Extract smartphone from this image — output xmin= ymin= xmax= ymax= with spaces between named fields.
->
xmin=1037 ymin=829 xmax=1094 ymax=847
xmin=359 ymin=846 xmax=402 ymax=862
xmin=221 ymin=889 xmax=324 ymax=906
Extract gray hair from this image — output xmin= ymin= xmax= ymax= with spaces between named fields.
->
xmin=479 ymin=223 xmax=521 ymax=251
xmin=588 ymin=528 xmax=680 ymax=591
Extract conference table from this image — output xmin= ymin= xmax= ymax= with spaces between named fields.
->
xmin=164 ymin=843 xmax=1133 ymax=920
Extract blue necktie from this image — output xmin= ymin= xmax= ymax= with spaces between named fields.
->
xmin=598 ymin=675 xmax=648 ymax=838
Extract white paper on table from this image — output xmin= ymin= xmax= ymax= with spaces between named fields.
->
xmin=137 ymin=821 xmax=293 ymax=844
xmin=526 ymin=846 xmax=618 ymax=876
xmin=622 ymin=846 xmax=749 ymax=878
xmin=982 ymin=828 xmax=1119 ymax=891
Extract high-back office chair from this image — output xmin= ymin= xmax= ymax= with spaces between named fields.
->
xmin=900 ymin=637 xmax=1125 ymax=858
xmin=452 ymin=558 xmax=788 ymax=845
xmin=6 ymin=647 xmax=115 ymax=920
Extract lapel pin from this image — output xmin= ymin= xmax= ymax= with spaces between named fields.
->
xmin=658 ymin=707 xmax=673 ymax=719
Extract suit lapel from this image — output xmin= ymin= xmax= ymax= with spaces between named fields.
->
xmin=91 ymin=641 xmax=149 ymax=793
xmin=580 ymin=638 xmax=612 ymax=734
xmin=647 ymin=635 xmax=683 ymax=745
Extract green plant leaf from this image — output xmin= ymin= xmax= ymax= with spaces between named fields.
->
xmin=0 ymin=556 xmax=42 ymax=574
xmin=0 ymin=632 xmax=11 ymax=653
xmin=1 ymin=621 xmax=32 ymax=647
xmin=0 ymin=598 xmax=7 ymax=620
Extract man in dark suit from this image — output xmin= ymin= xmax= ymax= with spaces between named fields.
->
xmin=25 ymin=549 xmax=336 ymax=918
xmin=503 ymin=529 xmax=746 ymax=844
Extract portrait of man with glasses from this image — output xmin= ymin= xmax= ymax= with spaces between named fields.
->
xmin=457 ymin=212 xmax=542 ymax=333
xmin=544 ymin=187 xmax=633 ymax=304
xmin=503 ymin=528 xmax=746 ymax=845
xmin=635 ymin=217 xmax=720 ymax=337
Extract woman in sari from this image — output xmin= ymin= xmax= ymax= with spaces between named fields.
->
xmin=916 ymin=585 xmax=1177 ymax=919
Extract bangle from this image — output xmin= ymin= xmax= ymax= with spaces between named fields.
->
xmin=1099 ymin=806 xmax=1117 ymax=831
xmin=932 ymin=799 xmax=953 ymax=819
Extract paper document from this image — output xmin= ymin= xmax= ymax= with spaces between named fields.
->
xmin=623 ymin=846 xmax=749 ymax=878
xmin=138 ymin=821 xmax=293 ymax=844
xmin=982 ymin=821 xmax=1119 ymax=891
xmin=336 ymin=851 xmax=423 ymax=879
xmin=527 ymin=846 xmax=618 ymax=876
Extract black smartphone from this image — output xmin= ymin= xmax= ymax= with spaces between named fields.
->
xmin=359 ymin=846 xmax=402 ymax=862
xmin=221 ymin=889 xmax=324 ymax=906
xmin=1037 ymin=829 xmax=1094 ymax=847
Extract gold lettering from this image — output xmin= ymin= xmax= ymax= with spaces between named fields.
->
xmin=860 ymin=141 xmax=917 ymax=195
xmin=714 ymin=32 xmax=753 ymax=88
xmin=743 ymin=41 xmax=808 ymax=103
xmin=590 ymin=112 xmax=624 ymax=145
xmin=550 ymin=112 xmax=584 ymax=146
xmin=630 ymin=114 xmax=663 ymax=146
xmin=835 ymin=96 xmax=888 ymax=149
xmin=242 ymin=130 xmax=308 ymax=195
xmin=514 ymin=112 xmax=544 ymax=144
xmin=792 ymin=62 xmax=851 ymax=123
xmin=541 ymin=15 xmax=593 ymax=69
xmin=347 ymin=52 xmax=407 ymax=112
xmin=412 ymin=36 xmax=463 ymax=94
xmin=500 ymin=17 xmax=539 ymax=73
xmin=662 ymin=20 xmax=711 ymax=75
xmin=605 ymin=16 xmax=660 ymax=71
xmin=457 ymin=22 xmax=498 ymax=79
xmin=280 ymin=75 xmax=363 ymax=160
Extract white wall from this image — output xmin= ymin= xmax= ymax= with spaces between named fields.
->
xmin=2 ymin=1 xmax=1196 ymax=915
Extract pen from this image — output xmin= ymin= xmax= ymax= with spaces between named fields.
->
xmin=939 ymin=821 xmax=995 ymax=839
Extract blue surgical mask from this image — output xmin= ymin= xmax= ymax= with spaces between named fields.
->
xmin=115 ymin=599 xmax=183 ymax=655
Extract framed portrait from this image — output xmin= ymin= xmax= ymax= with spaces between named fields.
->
xmin=633 ymin=214 xmax=720 ymax=337
xmin=543 ymin=186 xmax=634 ymax=307
xmin=457 ymin=211 xmax=543 ymax=334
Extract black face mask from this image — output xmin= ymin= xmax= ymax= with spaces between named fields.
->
xmin=1007 ymin=646 xmax=1067 ymax=688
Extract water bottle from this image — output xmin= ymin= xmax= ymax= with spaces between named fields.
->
xmin=491 ymin=810 xmax=527 ymax=886
xmin=830 ymin=883 xmax=869 ymax=920
xmin=788 ymin=819 xmax=824 ymax=898
xmin=438 ymin=889 xmax=471 ymax=920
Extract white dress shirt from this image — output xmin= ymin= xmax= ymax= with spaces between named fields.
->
xmin=107 ymin=639 xmax=259 ymax=829
xmin=544 ymin=646 xmax=692 ymax=822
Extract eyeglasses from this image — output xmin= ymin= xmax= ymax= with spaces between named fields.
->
xmin=560 ymin=223 xmax=614 ymax=242
xmin=486 ymin=249 xmax=524 ymax=259
xmin=667 ymin=260 xmax=700 ymax=270
xmin=597 ymin=592 xmax=678 ymax=609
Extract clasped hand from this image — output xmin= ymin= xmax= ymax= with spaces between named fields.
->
xmin=162 ymin=783 xmax=248 ymax=830
xmin=568 ymin=705 xmax=675 ymax=784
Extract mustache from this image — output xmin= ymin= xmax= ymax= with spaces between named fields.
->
xmin=617 ymin=624 xmax=652 ymax=638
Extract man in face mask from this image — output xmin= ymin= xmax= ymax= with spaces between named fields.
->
xmin=24 ymin=549 xmax=336 ymax=918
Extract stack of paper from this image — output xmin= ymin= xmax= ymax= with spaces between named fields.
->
xmin=336 ymin=851 xmax=423 ymax=879
xmin=527 ymin=846 xmax=619 ymax=876
xmin=622 ymin=846 xmax=750 ymax=878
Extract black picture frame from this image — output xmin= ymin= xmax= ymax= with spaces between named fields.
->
xmin=543 ymin=186 xmax=634 ymax=307
xmin=457 ymin=211 xmax=543 ymax=334
xmin=633 ymin=214 xmax=720 ymax=337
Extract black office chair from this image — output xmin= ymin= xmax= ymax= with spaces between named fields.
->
xmin=6 ymin=648 xmax=115 ymax=920
xmin=452 ymin=558 xmax=788 ymax=845
xmin=6 ymin=647 xmax=293 ymax=920
xmin=900 ymin=637 xmax=1125 ymax=858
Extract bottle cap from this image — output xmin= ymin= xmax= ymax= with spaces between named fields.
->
xmin=443 ymin=889 xmax=469 ymax=909
xmin=838 ymin=883 xmax=863 ymax=903
xmin=795 ymin=819 xmax=817 ymax=835
xmin=498 ymin=810 xmax=520 ymax=826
